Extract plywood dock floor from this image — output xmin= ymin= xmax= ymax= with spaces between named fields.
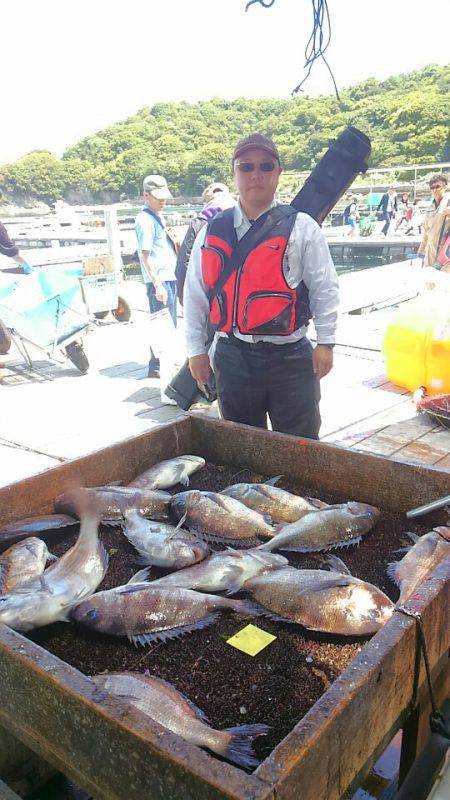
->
xmin=0 ymin=282 xmax=448 ymax=488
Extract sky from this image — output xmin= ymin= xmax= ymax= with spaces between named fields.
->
xmin=2 ymin=0 xmax=449 ymax=165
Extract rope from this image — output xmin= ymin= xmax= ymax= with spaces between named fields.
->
xmin=245 ymin=0 xmax=342 ymax=105
xmin=395 ymin=606 xmax=450 ymax=739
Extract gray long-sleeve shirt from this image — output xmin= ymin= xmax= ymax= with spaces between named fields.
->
xmin=183 ymin=202 xmax=339 ymax=358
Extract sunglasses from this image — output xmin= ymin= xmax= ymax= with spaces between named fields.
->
xmin=235 ymin=161 xmax=277 ymax=173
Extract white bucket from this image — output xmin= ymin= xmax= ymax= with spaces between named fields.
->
xmin=148 ymin=308 xmax=185 ymax=405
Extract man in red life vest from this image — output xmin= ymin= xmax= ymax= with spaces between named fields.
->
xmin=183 ymin=133 xmax=339 ymax=438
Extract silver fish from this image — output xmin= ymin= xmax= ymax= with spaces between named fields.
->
xmin=128 ymin=455 xmax=206 ymax=490
xmin=0 ymin=491 xmax=108 ymax=631
xmin=244 ymin=557 xmax=393 ymax=636
xmin=71 ymin=576 xmax=258 ymax=646
xmin=221 ymin=482 xmax=326 ymax=523
xmin=122 ymin=509 xmax=210 ymax=569
xmin=151 ymin=548 xmax=288 ymax=594
xmin=55 ymin=486 xmax=171 ymax=523
xmin=388 ymin=526 xmax=450 ymax=603
xmin=258 ymin=502 xmax=380 ymax=553
xmin=170 ymin=490 xmax=274 ymax=546
xmin=0 ymin=514 xmax=77 ymax=549
xmin=90 ymin=671 xmax=268 ymax=769
xmin=0 ymin=537 xmax=54 ymax=594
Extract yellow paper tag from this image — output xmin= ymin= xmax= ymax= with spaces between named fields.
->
xmin=227 ymin=624 xmax=276 ymax=657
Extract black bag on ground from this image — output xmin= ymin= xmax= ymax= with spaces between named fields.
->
xmin=165 ymin=126 xmax=371 ymax=411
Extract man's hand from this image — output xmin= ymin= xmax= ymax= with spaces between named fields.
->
xmin=189 ymin=354 xmax=210 ymax=384
xmin=155 ymin=282 xmax=168 ymax=303
xmin=312 ymin=345 xmax=334 ymax=379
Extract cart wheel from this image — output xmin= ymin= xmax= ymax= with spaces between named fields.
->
xmin=94 ymin=310 xmax=109 ymax=320
xmin=112 ymin=296 xmax=131 ymax=323
xmin=65 ymin=342 xmax=89 ymax=374
xmin=0 ymin=320 xmax=12 ymax=355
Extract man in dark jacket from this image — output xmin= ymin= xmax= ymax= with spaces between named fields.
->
xmin=377 ymin=187 xmax=397 ymax=236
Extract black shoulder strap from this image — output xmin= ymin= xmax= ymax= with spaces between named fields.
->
xmin=208 ymin=205 xmax=297 ymax=301
xmin=141 ymin=206 xmax=164 ymax=229
xmin=142 ymin=206 xmax=177 ymax=254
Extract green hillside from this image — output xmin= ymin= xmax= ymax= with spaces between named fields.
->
xmin=1 ymin=64 xmax=448 ymax=205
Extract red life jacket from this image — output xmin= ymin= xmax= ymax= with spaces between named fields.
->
xmin=201 ymin=206 xmax=311 ymax=336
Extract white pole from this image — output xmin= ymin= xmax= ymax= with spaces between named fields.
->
xmin=104 ymin=206 xmax=123 ymax=274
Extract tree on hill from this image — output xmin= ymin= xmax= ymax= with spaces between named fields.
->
xmin=1 ymin=65 xmax=448 ymax=204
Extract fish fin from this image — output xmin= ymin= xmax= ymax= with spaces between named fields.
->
xmin=101 ymin=518 xmax=121 ymax=527
xmin=129 ymin=612 xmax=221 ymax=646
xmin=98 ymin=541 xmax=110 ymax=574
xmin=256 ymin=540 xmax=275 ymax=552
xmin=197 ymin=533 xmax=261 ymax=548
xmin=386 ymin=562 xmax=400 ymax=584
xmin=127 ymin=567 xmax=152 ymax=585
xmin=222 ymin=724 xmax=270 ymax=770
xmin=46 ymin=552 xmax=58 ymax=563
xmin=406 ymin=532 xmax=420 ymax=543
xmin=264 ymin=475 xmax=283 ymax=486
xmin=278 ymin=536 xmax=362 ymax=554
xmin=179 ymin=476 xmax=190 ymax=487
xmin=0 ymin=558 xmax=8 ymax=592
xmin=165 ymin=512 xmax=188 ymax=541
xmin=134 ymin=554 xmax=152 ymax=566
xmin=306 ymin=497 xmax=328 ymax=509
xmin=324 ymin=554 xmax=352 ymax=574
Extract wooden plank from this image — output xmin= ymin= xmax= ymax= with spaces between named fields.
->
xmin=254 ymin=560 xmax=449 ymax=800
xmin=434 ymin=452 xmax=450 ymax=470
xmin=190 ymin=417 xmax=450 ymax=512
xmin=355 ymin=417 xmax=442 ymax=457
xmin=0 ymin=418 xmax=192 ymax=526
xmin=0 ymin=627 xmax=272 ymax=800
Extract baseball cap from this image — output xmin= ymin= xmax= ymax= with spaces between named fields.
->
xmin=233 ymin=133 xmax=280 ymax=163
xmin=143 ymin=175 xmax=172 ymax=200
xmin=201 ymin=182 xmax=230 ymax=203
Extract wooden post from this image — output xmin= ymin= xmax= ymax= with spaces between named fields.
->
xmin=104 ymin=207 xmax=123 ymax=273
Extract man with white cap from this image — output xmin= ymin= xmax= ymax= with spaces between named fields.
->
xmin=184 ymin=133 xmax=339 ymax=439
xmin=134 ymin=174 xmax=177 ymax=377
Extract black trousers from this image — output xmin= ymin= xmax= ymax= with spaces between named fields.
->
xmin=214 ymin=335 xmax=321 ymax=439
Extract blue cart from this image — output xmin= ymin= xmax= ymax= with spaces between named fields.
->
xmin=0 ymin=264 xmax=90 ymax=373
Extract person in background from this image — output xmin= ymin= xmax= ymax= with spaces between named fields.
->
xmin=395 ymin=192 xmax=411 ymax=232
xmin=0 ymin=221 xmax=33 ymax=273
xmin=404 ymin=199 xmax=424 ymax=236
xmin=184 ymin=132 xmax=339 ymax=440
xmin=418 ymin=174 xmax=450 ymax=267
xmin=134 ymin=175 xmax=178 ymax=377
xmin=345 ymin=196 xmax=359 ymax=238
xmin=377 ymin=187 xmax=397 ymax=236
xmin=175 ymin=182 xmax=234 ymax=305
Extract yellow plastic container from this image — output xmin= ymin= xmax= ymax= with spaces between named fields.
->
xmin=382 ymin=296 xmax=450 ymax=395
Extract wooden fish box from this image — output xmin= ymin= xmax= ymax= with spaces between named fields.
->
xmin=0 ymin=416 xmax=448 ymax=800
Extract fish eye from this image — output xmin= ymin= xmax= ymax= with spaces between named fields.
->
xmin=86 ymin=608 xmax=98 ymax=621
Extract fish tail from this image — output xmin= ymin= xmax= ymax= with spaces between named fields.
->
xmin=325 ymin=554 xmax=351 ymax=575
xmin=224 ymin=598 xmax=261 ymax=617
xmin=386 ymin=562 xmax=400 ymax=584
xmin=220 ymin=724 xmax=269 ymax=769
